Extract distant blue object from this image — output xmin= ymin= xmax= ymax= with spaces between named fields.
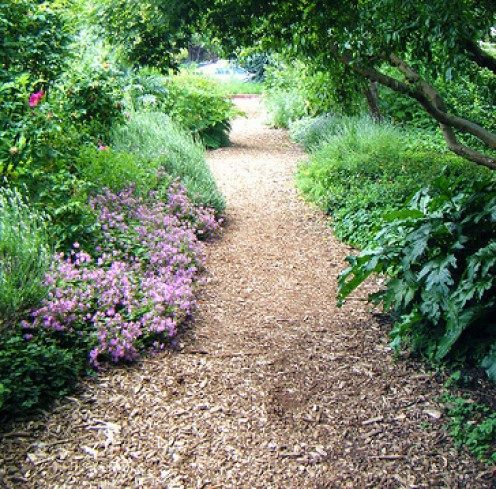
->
xmin=195 ymin=60 xmax=255 ymax=82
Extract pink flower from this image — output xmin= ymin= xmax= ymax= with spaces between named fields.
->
xmin=29 ymin=90 xmax=45 ymax=107
xmin=98 ymin=140 xmax=109 ymax=151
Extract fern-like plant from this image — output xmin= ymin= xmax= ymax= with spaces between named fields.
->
xmin=338 ymin=174 xmax=496 ymax=378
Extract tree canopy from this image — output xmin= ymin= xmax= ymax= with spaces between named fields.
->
xmin=83 ymin=0 xmax=496 ymax=168
xmin=197 ymin=0 xmax=496 ymax=168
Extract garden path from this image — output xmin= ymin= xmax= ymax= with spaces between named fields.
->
xmin=1 ymin=97 xmax=493 ymax=488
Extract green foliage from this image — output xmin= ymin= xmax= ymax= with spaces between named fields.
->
xmin=290 ymin=113 xmax=354 ymax=152
xmin=0 ymin=334 xmax=81 ymax=416
xmin=338 ymin=175 xmax=496 ymax=377
xmin=295 ymin=116 xmax=489 ymax=247
xmin=57 ymin=58 xmax=126 ymax=142
xmin=90 ymin=0 xmax=194 ymax=69
xmin=17 ymin=168 xmax=97 ymax=252
xmin=198 ymin=0 xmax=496 ymax=166
xmin=111 ymin=111 xmax=225 ymax=214
xmin=75 ymin=145 xmax=159 ymax=195
xmin=295 ymin=116 xmax=406 ymax=246
xmin=127 ymin=69 xmax=236 ymax=149
xmin=0 ymin=188 xmax=51 ymax=327
xmin=263 ymin=90 xmax=307 ymax=129
xmin=380 ymin=64 xmax=496 ymax=147
xmin=239 ymin=52 xmax=270 ymax=82
xmin=0 ymin=1 xmax=72 ymax=83
xmin=442 ymin=392 xmax=496 ymax=463
xmin=263 ymin=58 xmax=364 ymax=127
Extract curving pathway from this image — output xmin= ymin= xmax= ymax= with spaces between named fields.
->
xmin=0 ymin=97 xmax=493 ymax=489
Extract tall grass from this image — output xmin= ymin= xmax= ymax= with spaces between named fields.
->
xmin=290 ymin=114 xmax=347 ymax=152
xmin=0 ymin=188 xmax=51 ymax=328
xmin=295 ymin=115 xmax=491 ymax=247
xmin=112 ymin=111 xmax=225 ymax=214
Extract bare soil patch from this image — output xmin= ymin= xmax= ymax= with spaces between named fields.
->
xmin=1 ymin=97 xmax=494 ymax=488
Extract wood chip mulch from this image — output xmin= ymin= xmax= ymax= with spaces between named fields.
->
xmin=1 ymin=97 xmax=495 ymax=488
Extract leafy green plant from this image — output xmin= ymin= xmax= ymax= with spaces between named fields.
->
xmin=0 ymin=334 xmax=81 ymax=416
xmin=112 ymin=111 xmax=225 ymax=214
xmin=442 ymin=392 xmax=496 ymax=463
xmin=263 ymin=57 xmax=364 ymax=128
xmin=126 ymin=69 xmax=236 ymax=149
xmin=57 ymin=58 xmax=126 ymax=142
xmin=263 ymin=90 xmax=307 ymax=128
xmin=289 ymin=113 xmax=341 ymax=152
xmin=296 ymin=116 xmax=491 ymax=248
xmin=74 ymin=145 xmax=160 ymax=195
xmin=0 ymin=1 xmax=72 ymax=83
xmin=19 ymin=168 xmax=98 ymax=252
xmin=338 ymin=175 xmax=496 ymax=377
xmin=0 ymin=188 xmax=51 ymax=328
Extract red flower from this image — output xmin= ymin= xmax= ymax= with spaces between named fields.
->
xmin=29 ymin=90 xmax=45 ymax=107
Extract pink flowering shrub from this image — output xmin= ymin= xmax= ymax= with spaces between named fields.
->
xmin=22 ymin=182 xmax=220 ymax=367
xmin=29 ymin=90 xmax=45 ymax=107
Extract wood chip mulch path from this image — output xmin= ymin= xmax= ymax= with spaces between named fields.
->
xmin=1 ymin=97 xmax=495 ymax=488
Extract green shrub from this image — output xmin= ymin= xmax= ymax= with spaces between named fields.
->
xmin=57 ymin=58 xmax=126 ymax=143
xmin=263 ymin=57 xmax=364 ymax=128
xmin=127 ymin=69 xmax=236 ymax=149
xmin=0 ymin=1 xmax=71 ymax=83
xmin=338 ymin=175 xmax=496 ymax=378
xmin=75 ymin=145 xmax=160 ymax=195
xmin=0 ymin=188 xmax=51 ymax=327
xmin=0 ymin=334 xmax=80 ymax=416
xmin=112 ymin=111 xmax=225 ymax=214
xmin=289 ymin=114 xmax=342 ymax=152
xmin=263 ymin=90 xmax=307 ymax=128
xmin=19 ymin=168 xmax=98 ymax=252
xmin=296 ymin=116 xmax=491 ymax=247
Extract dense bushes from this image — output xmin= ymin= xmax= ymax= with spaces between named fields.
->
xmin=295 ymin=116 xmax=488 ymax=248
xmin=338 ymin=176 xmax=496 ymax=378
xmin=0 ymin=4 xmax=228 ymax=417
xmin=263 ymin=58 xmax=364 ymax=128
xmin=0 ymin=336 xmax=80 ymax=416
xmin=294 ymin=115 xmax=495 ymax=380
xmin=127 ymin=68 xmax=236 ymax=149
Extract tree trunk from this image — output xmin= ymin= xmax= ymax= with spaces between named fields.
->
xmin=363 ymin=81 xmax=382 ymax=123
xmin=329 ymin=41 xmax=496 ymax=170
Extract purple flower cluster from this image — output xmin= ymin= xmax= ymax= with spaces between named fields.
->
xmin=23 ymin=182 xmax=220 ymax=367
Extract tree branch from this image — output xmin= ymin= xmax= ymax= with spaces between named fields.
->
xmin=463 ymin=39 xmax=496 ymax=75
xmin=389 ymin=54 xmax=496 ymax=150
xmin=329 ymin=41 xmax=496 ymax=169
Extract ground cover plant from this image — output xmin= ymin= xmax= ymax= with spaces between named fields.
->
xmin=295 ymin=115 xmax=490 ymax=248
xmin=1 ymin=181 xmax=220 ymax=416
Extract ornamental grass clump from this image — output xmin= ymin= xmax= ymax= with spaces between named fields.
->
xmin=0 ymin=187 xmax=51 ymax=327
xmin=22 ymin=182 xmax=220 ymax=368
